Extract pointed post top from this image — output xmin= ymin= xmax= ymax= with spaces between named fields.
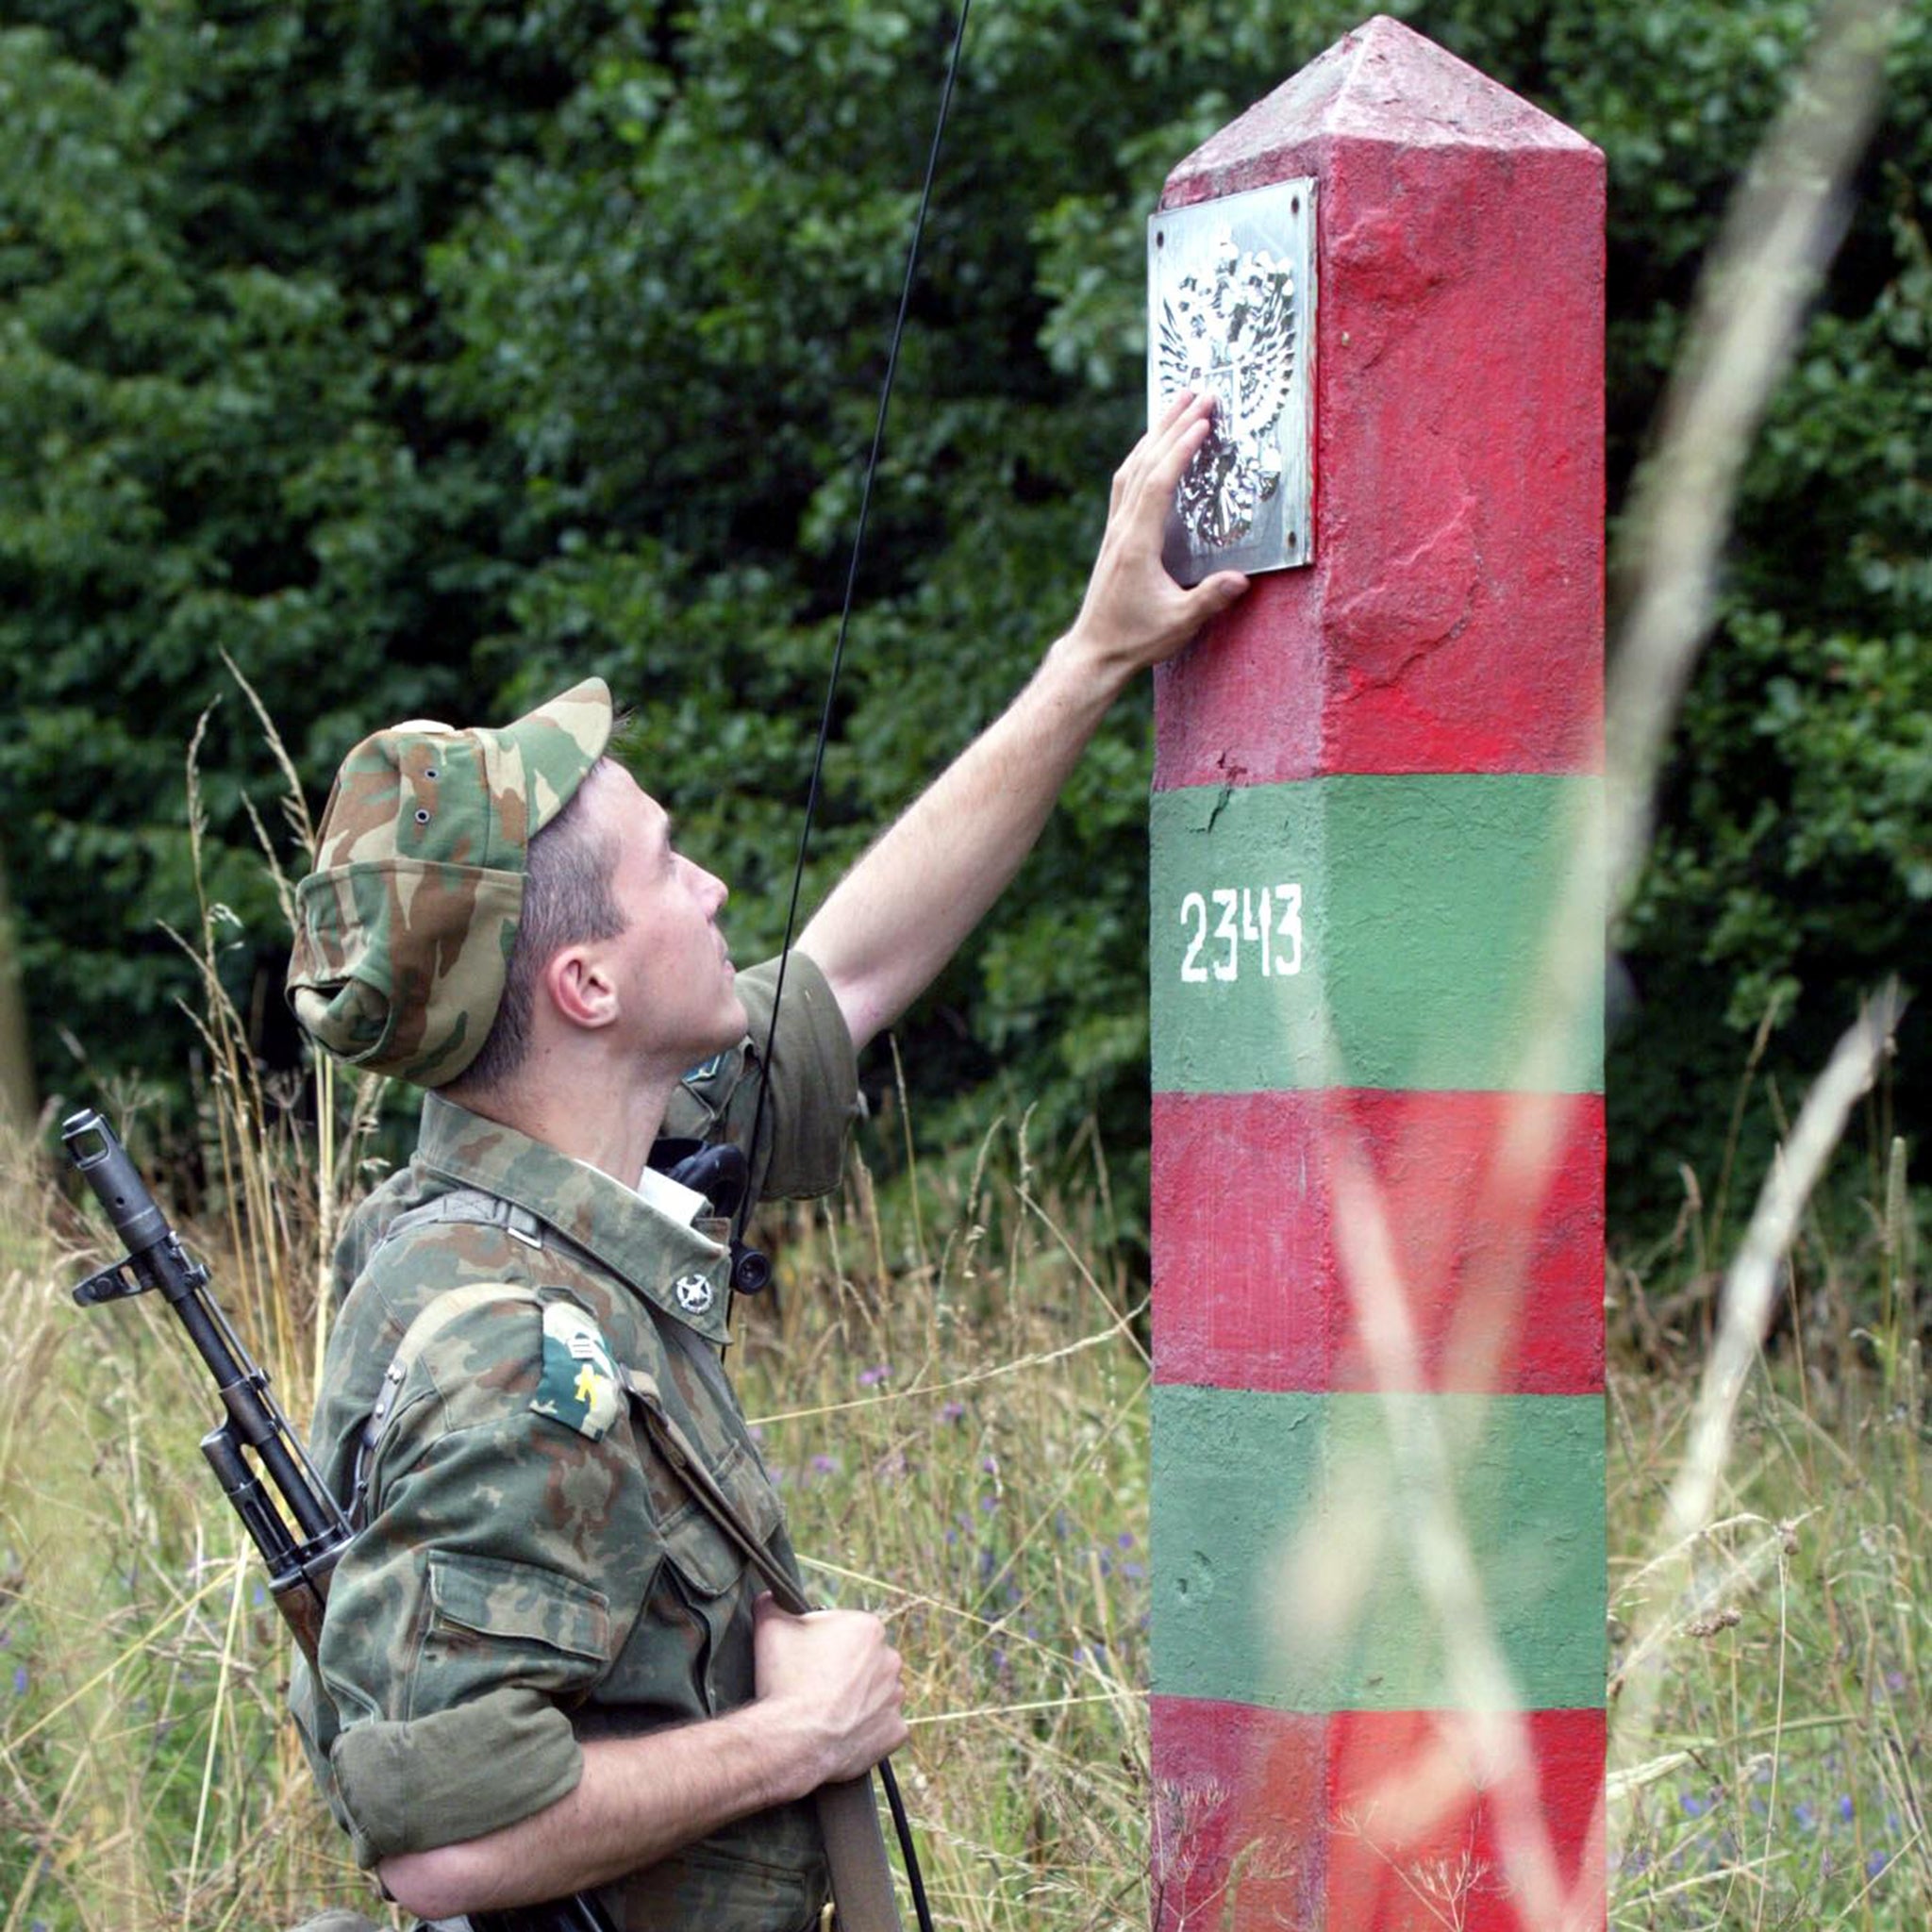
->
xmin=1164 ymin=15 xmax=1597 ymax=208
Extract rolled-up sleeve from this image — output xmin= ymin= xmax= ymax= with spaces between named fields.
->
xmin=316 ymin=1295 xmax=649 ymax=1864
xmin=332 ymin=1686 xmax=584 ymax=1866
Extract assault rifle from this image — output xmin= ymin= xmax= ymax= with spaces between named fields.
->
xmin=62 ymin=1109 xmax=615 ymax=1932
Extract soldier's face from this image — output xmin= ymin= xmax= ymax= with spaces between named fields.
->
xmin=584 ymin=764 xmax=748 ymax=1066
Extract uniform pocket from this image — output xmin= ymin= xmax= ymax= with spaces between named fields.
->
xmin=651 ymin=1434 xmax=788 ymax=1712
xmin=655 ymin=1436 xmax=785 ymax=1594
xmin=408 ymin=1552 xmax=609 ymax=1719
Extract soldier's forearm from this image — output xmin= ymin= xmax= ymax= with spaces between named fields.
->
xmin=798 ymin=641 xmax=1115 ymax=1054
xmin=377 ymin=1703 xmax=828 ymax=1919
xmin=799 ymin=395 xmax=1244 ymax=1055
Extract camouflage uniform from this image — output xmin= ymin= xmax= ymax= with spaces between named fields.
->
xmin=291 ymin=954 xmax=859 ymax=1929
xmin=284 ymin=680 xmax=862 ymax=1929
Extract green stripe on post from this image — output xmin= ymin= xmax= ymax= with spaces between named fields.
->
xmin=1149 ymin=774 xmax=1602 ymax=1095
xmin=1151 ymin=1383 xmax=1606 ymax=1712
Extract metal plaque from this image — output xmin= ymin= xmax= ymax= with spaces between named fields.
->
xmin=1148 ymin=177 xmax=1316 ymax=584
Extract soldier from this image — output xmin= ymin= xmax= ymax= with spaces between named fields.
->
xmin=284 ymin=393 xmax=1245 ymax=1927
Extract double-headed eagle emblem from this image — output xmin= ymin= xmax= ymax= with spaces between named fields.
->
xmin=1158 ymin=234 xmax=1298 ymax=552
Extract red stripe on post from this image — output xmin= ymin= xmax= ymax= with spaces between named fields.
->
xmin=1151 ymin=1697 xmax=1606 ymax=1932
xmin=1153 ymin=36 xmax=1604 ymax=791
xmin=1151 ymin=1696 xmax=1329 ymax=1930
xmin=1326 ymin=1707 xmax=1607 ymax=1931
xmin=1152 ymin=1090 xmax=1604 ymax=1395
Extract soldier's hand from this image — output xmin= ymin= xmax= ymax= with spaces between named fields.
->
xmin=752 ymin=1594 xmax=908 ymax=1781
xmin=1059 ymin=390 xmax=1249 ymax=685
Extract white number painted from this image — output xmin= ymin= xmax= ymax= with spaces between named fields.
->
xmin=1179 ymin=891 xmax=1208 ymax=982
xmin=1211 ymin=888 xmax=1239 ymax=980
xmin=1274 ymin=883 xmax=1304 ymax=976
xmin=1174 ymin=881 xmax=1306 ymax=984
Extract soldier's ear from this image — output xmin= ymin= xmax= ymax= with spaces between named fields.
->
xmin=541 ymin=944 xmax=619 ymax=1031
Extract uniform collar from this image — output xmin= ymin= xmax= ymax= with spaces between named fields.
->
xmin=413 ymin=1091 xmax=733 ymax=1344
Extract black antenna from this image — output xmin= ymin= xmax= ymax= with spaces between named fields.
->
xmin=734 ymin=17 xmax=971 ymax=1931
xmin=741 ymin=1 xmax=974 ymax=1239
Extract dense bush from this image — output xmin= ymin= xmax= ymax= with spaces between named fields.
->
xmin=1 ymin=1 xmax=1924 ymax=1237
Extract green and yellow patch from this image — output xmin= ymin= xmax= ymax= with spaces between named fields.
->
xmin=530 ymin=1301 xmax=622 ymax=1441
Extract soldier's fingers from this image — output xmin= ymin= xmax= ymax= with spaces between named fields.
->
xmin=1112 ymin=395 xmax=1187 ymax=511
xmin=1186 ymin=570 xmax=1250 ymax=619
xmin=1127 ymin=405 xmax=1215 ymax=524
xmin=1120 ymin=391 xmax=1207 ymax=491
xmin=1136 ymin=392 xmax=1210 ymax=481
xmin=1154 ymin=386 xmax=1197 ymax=436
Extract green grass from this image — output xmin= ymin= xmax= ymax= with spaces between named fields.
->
xmin=1607 ymin=1362 xmax=1929 ymax=1929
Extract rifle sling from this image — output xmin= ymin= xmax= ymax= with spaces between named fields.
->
xmin=622 ymin=1364 xmax=904 ymax=1932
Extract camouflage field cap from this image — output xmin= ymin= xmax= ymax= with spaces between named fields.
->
xmin=288 ymin=678 xmax=613 ymax=1087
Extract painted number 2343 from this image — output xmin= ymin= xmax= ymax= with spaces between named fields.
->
xmin=1179 ymin=885 xmax=1304 ymax=982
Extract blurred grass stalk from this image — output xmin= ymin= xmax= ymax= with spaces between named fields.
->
xmin=1596 ymin=0 xmax=1915 ymax=1906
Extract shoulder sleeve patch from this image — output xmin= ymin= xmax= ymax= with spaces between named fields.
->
xmin=529 ymin=1301 xmax=623 ymax=1441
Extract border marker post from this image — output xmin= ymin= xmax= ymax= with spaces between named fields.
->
xmin=1147 ymin=18 xmax=1607 ymax=1929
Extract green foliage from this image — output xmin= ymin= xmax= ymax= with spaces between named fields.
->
xmin=0 ymin=0 xmax=1925 ymax=1237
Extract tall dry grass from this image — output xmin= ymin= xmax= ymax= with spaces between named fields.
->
xmin=1605 ymin=1125 xmax=1927 ymax=1929
xmin=4 ymin=1053 xmax=1922 ymax=1930
xmin=1 ymin=1078 xmax=1161 ymax=1929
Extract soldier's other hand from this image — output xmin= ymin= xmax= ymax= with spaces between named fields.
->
xmin=753 ymin=1593 xmax=908 ymax=1782
xmin=1059 ymin=390 xmax=1249 ymax=684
